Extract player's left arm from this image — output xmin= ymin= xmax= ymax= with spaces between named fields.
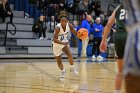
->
xmin=68 ymin=23 xmax=77 ymax=36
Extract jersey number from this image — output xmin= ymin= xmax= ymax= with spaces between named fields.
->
xmin=119 ymin=9 xmax=126 ymax=20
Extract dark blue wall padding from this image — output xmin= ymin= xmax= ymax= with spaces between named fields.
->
xmin=14 ymin=0 xmax=23 ymax=11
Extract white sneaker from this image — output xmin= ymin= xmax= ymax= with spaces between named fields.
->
xmin=39 ymin=37 xmax=44 ymax=40
xmin=44 ymin=37 xmax=48 ymax=40
xmin=60 ymin=70 xmax=66 ymax=78
xmin=114 ymin=90 xmax=121 ymax=93
xmin=92 ymin=55 xmax=96 ymax=59
xmin=97 ymin=55 xmax=103 ymax=59
xmin=70 ymin=66 xmax=78 ymax=76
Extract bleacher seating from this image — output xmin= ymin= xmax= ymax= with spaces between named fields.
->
xmin=0 ymin=0 xmax=118 ymax=58
xmin=0 ymin=10 xmax=78 ymax=58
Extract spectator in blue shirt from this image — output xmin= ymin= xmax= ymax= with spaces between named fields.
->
xmin=91 ymin=17 xmax=104 ymax=59
xmin=70 ymin=20 xmax=80 ymax=47
xmin=81 ymin=14 xmax=92 ymax=57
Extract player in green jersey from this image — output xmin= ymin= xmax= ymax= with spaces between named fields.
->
xmin=100 ymin=4 xmax=127 ymax=93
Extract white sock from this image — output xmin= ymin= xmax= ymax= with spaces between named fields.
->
xmin=114 ymin=90 xmax=120 ymax=93
xmin=61 ymin=69 xmax=65 ymax=72
xmin=70 ymin=65 xmax=74 ymax=69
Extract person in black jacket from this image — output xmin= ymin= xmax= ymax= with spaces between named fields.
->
xmin=0 ymin=0 xmax=13 ymax=23
xmin=88 ymin=1 xmax=101 ymax=17
xmin=32 ymin=15 xmax=47 ymax=40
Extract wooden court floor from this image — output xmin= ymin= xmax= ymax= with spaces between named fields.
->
xmin=0 ymin=58 xmax=125 ymax=93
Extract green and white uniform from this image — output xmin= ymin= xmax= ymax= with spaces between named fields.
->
xmin=114 ymin=4 xmax=127 ymax=59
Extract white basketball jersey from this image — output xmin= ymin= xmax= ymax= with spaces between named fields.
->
xmin=124 ymin=0 xmax=140 ymax=76
xmin=126 ymin=0 xmax=140 ymax=26
xmin=54 ymin=23 xmax=70 ymax=42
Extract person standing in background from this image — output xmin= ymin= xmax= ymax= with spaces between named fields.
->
xmin=92 ymin=17 xmax=104 ymax=59
xmin=70 ymin=20 xmax=80 ymax=47
xmin=81 ymin=14 xmax=92 ymax=58
xmin=100 ymin=3 xmax=127 ymax=93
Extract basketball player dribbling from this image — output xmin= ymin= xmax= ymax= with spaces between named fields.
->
xmin=52 ymin=14 xmax=79 ymax=79
xmin=100 ymin=2 xmax=127 ymax=93
xmin=123 ymin=0 xmax=140 ymax=93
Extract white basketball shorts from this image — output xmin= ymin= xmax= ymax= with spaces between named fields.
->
xmin=124 ymin=25 xmax=140 ymax=76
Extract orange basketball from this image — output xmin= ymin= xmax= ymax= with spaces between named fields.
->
xmin=77 ymin=28 xmax=88 ymax=40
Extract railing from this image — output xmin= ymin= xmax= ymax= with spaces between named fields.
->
xmin=3 ymin=22 xmax=16 ymax=46
xmin=8 ymin=0 xmax=82 ymax=20
xmin=9 ymin=0 xmax=84 ymax=31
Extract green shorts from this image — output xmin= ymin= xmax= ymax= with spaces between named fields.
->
xmin=114 ymin=30 xmax=127 ymax=59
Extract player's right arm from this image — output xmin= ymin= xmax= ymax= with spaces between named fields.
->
xmin=53 ymin=26 xmax=68 ymax=46
xmin=100 ymin=5 xmax=120 ymax=52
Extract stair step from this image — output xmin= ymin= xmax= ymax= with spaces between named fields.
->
xmin=12 ymin=17 xmax=34 ymax=24
xmin=6 ymin=49 xmax=28 ymax=54
xmin=0 ymin=24 xmax=32 ymax=31
xmin=0 ymin=32 xmax=5 ymax=38
xmin=1 ymin=15 xmax=33 ymax=24
xmin=28 ymin=47 xmax=77 ymax=54
xmin=28 ymin=47 xmax=53 ymax=54
xmin=0 ymin=42 xmax=16 ymax=46
xmin=5 ymin=46 xmax=27 ymax=54
xmin=17 ymin=39 xmax=52 ymax=47
xmin=13 ymin=11 xmax=24 ymax=18
xmin=0 ymin=39 xmax=16 ymax=46
xmin=6 ymin=46 xmax=27 ymax=50
xmin=0 ymin=47 xmax=5 ymax=54
xmin=7 ymin=31 xmax=34 ymax=38
xmin=7 ymin=31 xmax=53 ymax=39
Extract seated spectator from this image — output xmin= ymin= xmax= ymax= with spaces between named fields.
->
xmin=45 ymin=0 xmax=59 ymax=18
xmin=0 ymin=0 xmax=13 ymax=23
xmin=65 ymin=0 xmax=78 ymax=14
xmin=47 ymin=16 xmax=58 ymax=33
xmin=59 ymin=0 xmax=66 ymax=11
xmin=32 ymin=15 xmax=47 ymax=40
xmin=89 ymin=1 xmax=101 ymax=17
xmin=91 ymin=17 xmax=104 ymax=59
xmin=88 ymin=1 xmax=96 ymax=14
xmin=77 ymin=0 xmax=89 ymax=15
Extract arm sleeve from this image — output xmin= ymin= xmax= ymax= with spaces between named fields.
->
xmin=99 ymin=24 xmax=104 ymax=32
xmin=81 ymin=21 xmax=86 ymax=28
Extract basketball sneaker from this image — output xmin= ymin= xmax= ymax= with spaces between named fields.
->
xmin=92 ymin=55 xmax=96 ymax=59
xmin=70 ymin=65 xmax=78 ymax=76
xmin=39 ymin=37 xmax=44 ymax=40
xmin=114 ymin=90 xmax=121 ymax=93
xmin=97 ymin=55 xmax=103 ymax=59
xmin=60 ymin=70 xmax=66 ymax=78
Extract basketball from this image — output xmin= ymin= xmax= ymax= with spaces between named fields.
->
xmin=77 ymin=28 xmax=88 ymax=40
